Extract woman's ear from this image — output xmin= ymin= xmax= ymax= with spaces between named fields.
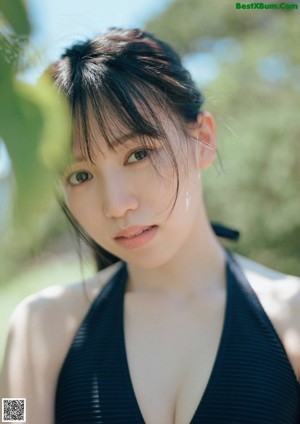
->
xmin=193 ymin=111 xmax=217 ymax=170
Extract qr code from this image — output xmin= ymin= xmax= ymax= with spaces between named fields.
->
xmin=2 ymin=398 xmax=26 ymax=422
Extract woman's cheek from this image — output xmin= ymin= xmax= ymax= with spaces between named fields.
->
xmin=65 ymin=187 xmax=96 ymax=223
xmin=63 ymin=187 xmax=79 ymax=214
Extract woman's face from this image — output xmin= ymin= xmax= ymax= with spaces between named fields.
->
xmin=61 ymin=111 xmax=215 ymax=270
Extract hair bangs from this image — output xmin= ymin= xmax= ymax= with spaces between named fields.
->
xmin=71 ymin=67 xmax=180 ymax=173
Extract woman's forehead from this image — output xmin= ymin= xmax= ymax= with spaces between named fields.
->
xmin=72 ymin=113 xmax=142 ymax=158
xmin=71 ymin=132 xmax=148 ymax=162
xmin=71 ymin=101 xmax=184 ymax=157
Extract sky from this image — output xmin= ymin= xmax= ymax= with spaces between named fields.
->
xmin=21 ymin=0 xmax=227 ymax=86
xmin=24 ymin=0 xmax=173 ymax=81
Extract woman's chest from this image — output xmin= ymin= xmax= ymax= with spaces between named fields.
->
xmin=123 ymin=292 xmax=226 ymax=424
xmin=55 ymin=268 xmax=300 ymax=423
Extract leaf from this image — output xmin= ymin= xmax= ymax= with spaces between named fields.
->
xmin=0 ymin=76 xmax=70 ymax=234
xmin=0 ymin=0 xmax=31 ymax=36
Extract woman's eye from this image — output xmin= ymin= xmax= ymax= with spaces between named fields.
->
xmin=68 ymin=171 xmax=92 ymax=186
xmin=127 ymin=149 xmax=151 ymax=164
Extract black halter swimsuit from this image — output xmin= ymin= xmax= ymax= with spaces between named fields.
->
xmin=55 ymin=246 xmax=300 ymax=423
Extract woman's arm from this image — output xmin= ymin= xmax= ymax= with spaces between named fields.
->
xmin=0 ymin=294 xmax=62 ymax=424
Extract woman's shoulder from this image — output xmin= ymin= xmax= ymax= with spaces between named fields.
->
xmin=233 ymin=253 xmax=300 ymax=321
xmin=0 ymin=260 xmax=123 ymax=420
xmin=234 ymin=253 xmax=300 ymax=288
xmin=11 ymin=262 xmax=121 ymax=322
xmin=8 ymin=260 xmax=124 ymax=343
xmin=234 ymin=253 xmax=300 ymax=380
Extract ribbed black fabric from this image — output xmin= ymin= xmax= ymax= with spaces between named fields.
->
xmin=55 ymin=250 xmax=300 ymax=423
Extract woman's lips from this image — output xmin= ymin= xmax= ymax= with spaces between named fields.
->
xmin=114 ymin=225 xmax=158 ymax=249
xmin=114 ymin=225 xmax=152 ymax=238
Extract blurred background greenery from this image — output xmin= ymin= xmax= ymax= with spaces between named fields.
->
xmin=0 ymin=0 xmax=299 ymax=366
xmin=145 ymin=0 xmax=300 ymax=275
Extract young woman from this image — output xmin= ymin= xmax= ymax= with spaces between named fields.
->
xmin=1 ymin=28 xmax=300 ymax=424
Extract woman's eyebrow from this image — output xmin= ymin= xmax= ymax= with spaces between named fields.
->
xmin=71 ymin=157 xmax=88 ymax=164
xmin=70 ymin=132 xmax=155 ymax=164
xmin=70 ymin=134 xmax=140 ymax=164
xmin=109 ymin=132 xmax=140 ymax=149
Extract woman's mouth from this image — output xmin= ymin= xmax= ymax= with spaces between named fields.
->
xmin=114 ymin=225 xmax=158 ymax=249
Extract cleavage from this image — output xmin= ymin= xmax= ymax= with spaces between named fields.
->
xmin=122 ymin=290 xmax=227 ymax=423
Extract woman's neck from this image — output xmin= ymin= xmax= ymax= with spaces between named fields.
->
xmin=126 ymin=217 xmax=227 ymax=298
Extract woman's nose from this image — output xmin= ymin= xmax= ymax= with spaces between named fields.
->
xmin=102 ymin=171 xmax=139 ymax=219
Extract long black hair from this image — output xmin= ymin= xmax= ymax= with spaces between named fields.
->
xmin=48 ymin=28 xmax=205 ymax=270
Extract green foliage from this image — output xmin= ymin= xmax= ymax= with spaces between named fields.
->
xmin=0 ymin=0 xmax=70 ymax=282
xmin=0 ymin=0 xmax=31 ymax=36
xmin=146 ymin=0 xmax=300 ymax=275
